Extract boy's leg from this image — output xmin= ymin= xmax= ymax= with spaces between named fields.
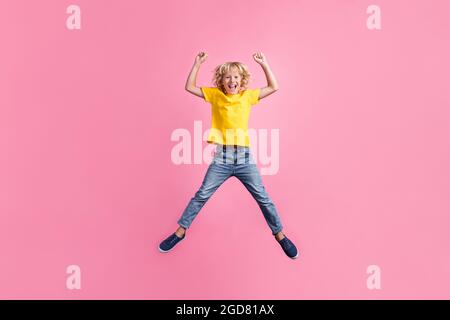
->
xmin=177 ymin=162 xmax=232 ymax=230
xmin=234 ymin=162 xmax=283 ymax=235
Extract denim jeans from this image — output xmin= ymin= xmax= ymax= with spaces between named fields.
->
xmin=177 ymin=144 xmax=283 ymax=235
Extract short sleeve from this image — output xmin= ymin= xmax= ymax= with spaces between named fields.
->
xmin=201 ymin=87 xmax=218 ymax=104
xmin=246 ymin=88 xmax=260 ymax=105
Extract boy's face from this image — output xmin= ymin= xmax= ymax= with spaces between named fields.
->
xmin=222 ymin=68 xmax=242 ymax=94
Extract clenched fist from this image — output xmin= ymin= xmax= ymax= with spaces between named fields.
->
xmin=252 ymin=52 xmax=268 ymax=65
xmin=195 ymin=52 xmax=208 ymax=64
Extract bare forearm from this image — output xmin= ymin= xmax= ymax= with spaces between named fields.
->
xmin=185 ymin=61 xmax=201 ymax=89
xmin=261 ymin=63 xmax=279 ymax=90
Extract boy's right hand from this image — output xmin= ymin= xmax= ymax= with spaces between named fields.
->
xmin=195 ymin=52 xmax=208 ymax=64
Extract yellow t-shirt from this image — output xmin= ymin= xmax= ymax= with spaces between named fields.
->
xmin=201 ymin=87 xmax=261 ymax=147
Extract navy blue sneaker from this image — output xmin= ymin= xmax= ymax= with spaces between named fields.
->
xmin=277 ymin=236 xmax=299 ymax=259
xmin=159 ymin=233 xmax=185 ymax=253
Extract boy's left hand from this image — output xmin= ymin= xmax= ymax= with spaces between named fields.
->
xmin=253 ymin=52 xmax=268 ymax=65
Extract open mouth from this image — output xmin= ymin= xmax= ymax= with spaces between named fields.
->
xmin=228 ymin=84 xmax=238 ymax=91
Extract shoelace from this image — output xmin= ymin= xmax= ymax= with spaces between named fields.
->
xmin=169 ymin=234 xmax=181 ymax=245
xmin=280 ymin=238 xmax=292 ymax=249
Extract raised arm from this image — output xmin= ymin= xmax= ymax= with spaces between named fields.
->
xmin=252 ymin=52 xmax=279 ymax=99
xmin=185 ymin=52 xmax=208 ymax=98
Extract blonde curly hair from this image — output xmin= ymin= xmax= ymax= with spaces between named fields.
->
xmin=212 ymin=62 xmax=251 ymax=94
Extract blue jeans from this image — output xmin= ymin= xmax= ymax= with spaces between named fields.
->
xmin=177 ymin=144 xmax=283 ymax=235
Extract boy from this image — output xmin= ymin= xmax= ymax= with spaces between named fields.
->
xmin=159 ymin=52 xmax=298 ymax=259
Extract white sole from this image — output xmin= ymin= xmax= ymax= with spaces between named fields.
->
xmin=158 ymin=237 xmax=185 ymax=253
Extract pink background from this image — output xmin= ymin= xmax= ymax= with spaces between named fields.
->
xmin=1 ymin=0 xmax=450 ymax=299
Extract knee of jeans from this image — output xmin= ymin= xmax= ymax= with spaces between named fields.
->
xmin=194 ymin=187 xmax=212 ymax=201
xmin=257 ymin=196 xmax=273 ymax=206
xmin=253 ymin=190 xmax=272 ymax=204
